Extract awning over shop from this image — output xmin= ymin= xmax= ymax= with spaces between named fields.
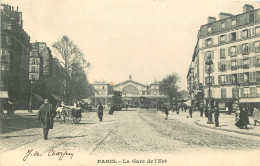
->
xmin=239 ymin=98 xmax=260 ymax=103
xmin=0 ymin=91 xmax=9 ymax=98
xmin=50 ymin=94 xmax=61 ymax=101
xmin=34 ymin=94 xmax=43 ymax=102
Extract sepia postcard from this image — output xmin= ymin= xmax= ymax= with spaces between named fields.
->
xmin=0 ymin=0 xmax=260 ymax=166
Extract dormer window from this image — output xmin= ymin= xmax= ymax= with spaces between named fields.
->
xmin=249 ymin=13 xmax=255 ymax=23
xmin=208 ymin=26 xmax=212 ymax=33
xmin=221 ymin=22 xmax=226 ymax=30
xmin=231 ymin=19 xmax=236 ymax=27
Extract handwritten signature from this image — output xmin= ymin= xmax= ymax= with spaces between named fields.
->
xmin=23 ymin=149 xmax=74 ymax=161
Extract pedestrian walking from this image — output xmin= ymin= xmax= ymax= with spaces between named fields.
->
xmin=6 ymin=100 xmax=14 ymax=116
xmin=184 ymin=105 xmax=187 ymax=112
xmin=189 ymin=106 xmax=193 ymax=118
xmin=108 ymin=104 xmax=114 ymax=115
xmin=253 ymin=107 xmax=260 ymax=126
xmin=97 ymin=103 xmax=103 ymax=122
xmin=236 ymin=107 xmax=249 ymax=129
xmin=205 ymin=105 xmax=208 ymax=118
xmin=200 ymin=106 xmax=203 ymax=117
xmin=213 ymin=106 xmax=219 ymax=127
xmin=244 ymin=107 xmax=250 ymax=129
xmin=164 ymin=105 xmax=169 ymax=120
xmin=37 ymin=99 xmax=56 ymax=140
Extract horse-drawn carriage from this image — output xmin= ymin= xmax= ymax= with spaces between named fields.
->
xmin=56 ymin=105 xmax=82 ymax=124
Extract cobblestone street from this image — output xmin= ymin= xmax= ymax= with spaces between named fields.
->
xmin=0 ymin=108 xmax=260 ymax=165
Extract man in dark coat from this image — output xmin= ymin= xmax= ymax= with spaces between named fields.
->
xmin=97 ymin=103 xmax=103 ymax=121
xmin=213 ymin=106 xmax=219 ymax=127
xmin=200 ymin=106 xmax=204 ymax=117
xmin=189 ymin=106 xmax=193 ymax=118
xmin=37 ymin=99 xmax=56 ymax=140
xmin=164 ymin=105 xmax=169 ymax=120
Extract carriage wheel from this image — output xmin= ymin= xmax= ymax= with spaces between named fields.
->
xmin=73 ymin=117 xmax=81 ymax=124
xmin=60 ymin=115 xmax=65 ymax=123
xmin=64 ymin=116 xmax=69 ymax=123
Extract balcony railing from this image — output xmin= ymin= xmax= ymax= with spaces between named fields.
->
xmin=231 ymin=66 xmax=237 ymax=70
xmin=242 ymin=50 xmax=249 ymax=55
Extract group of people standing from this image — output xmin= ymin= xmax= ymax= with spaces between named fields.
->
xmin=235 ymin=107 xmax=260 ymax=129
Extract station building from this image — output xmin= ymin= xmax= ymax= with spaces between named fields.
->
xmin=91 ymin=76 xmax=167 ymax=106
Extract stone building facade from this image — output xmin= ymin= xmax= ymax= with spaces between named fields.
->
xmin=0 ymin=4 xmax=31 ymax=108
xmin=187 ymin=4 xmax=260 ymax=113
xmin=91 ymin=76 xmax=167 ymax=106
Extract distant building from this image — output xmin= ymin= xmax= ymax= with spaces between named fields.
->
xmin=91 ymin=76 xmax=167 ymax=106
xmin=0 ymin=4 xmax=31 ymax=108
xmin=187 ymin=4 xmax=260 ymax=113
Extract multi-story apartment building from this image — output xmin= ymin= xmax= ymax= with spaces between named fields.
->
xmin=187 ymin=4 xmax=260 ymax=113
xmin=28 ymin=42 xmax=65 ymax=107
xmin=0 ymin=4 xmax=31 ymax=108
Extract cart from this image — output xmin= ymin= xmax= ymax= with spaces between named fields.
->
xmin=57 ymin=106 xmax=82 ymax=124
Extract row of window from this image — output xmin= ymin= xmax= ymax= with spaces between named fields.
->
xmin=1 ymin=34 xmax=11 ymax=45
xmin=205 ymin=86 xmax=260 ymax=99
xmin=1 ymin=20 xmax=12 ymax=30
xmin=221 ymin=86 xmax=260 ymax=99
xmin=205 ymin=26 xmax=260 ymax=47
xmin=204 ymin=41 xmax=260 ymax=62
xmin=0 ymin=49 xmax=10 ymax=61
xmin=207 ymin=12 xmax=255 ymax=34
xmin=205 ymin=71 xmax=260 ymax=85
xmin=218 ymin=56 xmax=260 ymax=72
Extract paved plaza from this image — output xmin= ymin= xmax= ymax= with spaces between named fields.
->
xmin=0 ymin=108 xmax=260 ymax=165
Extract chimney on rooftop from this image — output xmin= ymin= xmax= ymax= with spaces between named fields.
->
xmin=243 ymin=4 xmax=254 ymax=13
xmin=218 ymin=12 xmax=233 ymax=20
xmin=208 ymin=16 xmax=216 ymax=23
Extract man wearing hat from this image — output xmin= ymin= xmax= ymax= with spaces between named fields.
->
xmin=37 ymin=99 xmax=56 ymax=140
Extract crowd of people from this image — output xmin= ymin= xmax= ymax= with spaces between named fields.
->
xmin=156 ymin=102 xmax=260 ymax=129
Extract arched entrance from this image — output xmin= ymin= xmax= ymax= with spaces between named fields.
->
xmin=122 ymin=85 xmax=139 ymax=95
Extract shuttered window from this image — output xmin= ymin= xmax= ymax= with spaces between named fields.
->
xmin=250 ymin=72 xmax=256 ymax=82
xmin=221 ymin=88 xmax=226 ymax=98
xmin=255 ymin=41 xmax=260 ymax=53
xmin=250 ymin=87 xmax=256 ymax=97
xmin=220 ymin=48 xmax=225 ymax=59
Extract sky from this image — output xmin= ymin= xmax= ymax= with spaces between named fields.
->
xmin=2 ymin=0 xmax=260 ymax=90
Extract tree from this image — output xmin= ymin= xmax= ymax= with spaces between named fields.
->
xmin=179 ymin=90 xmax=189 ymax=100
xmin=160 ymin=73 xmax=180 ymax=108
xmin=52 ymin=36 xmax=91 ymax=104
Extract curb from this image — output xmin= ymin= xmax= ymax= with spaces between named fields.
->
xmin=195 ymin=120 xmax=260 ymax=137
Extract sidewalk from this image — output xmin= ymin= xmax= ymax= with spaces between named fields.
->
xmin=3 ymin=110 xmax=38 ymax=116
xmin=158 ymin=110 xmax=260 ymax=137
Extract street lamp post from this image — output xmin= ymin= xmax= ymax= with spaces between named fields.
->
xmin=235 ymin=81 xmax=240 ymax=111
xmin=205 ymin=59 xmax=214 ymax=124
xmin=28 ymin=80 xmax=34 ymax=113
